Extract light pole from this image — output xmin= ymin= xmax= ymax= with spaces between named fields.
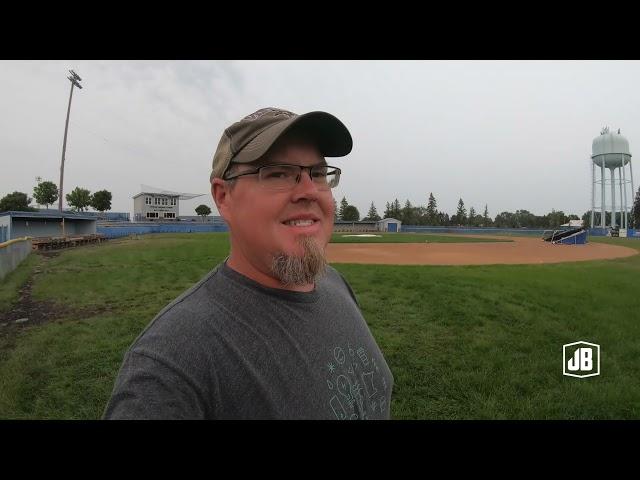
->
xmin=58 ymin=69 xmax=82 ymax=235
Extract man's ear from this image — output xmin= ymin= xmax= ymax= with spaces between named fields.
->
xmin=211 ymin=178 xmax=230 ymax=219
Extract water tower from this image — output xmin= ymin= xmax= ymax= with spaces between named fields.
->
xmin=591 ymin=127 xmax=634 ymax=230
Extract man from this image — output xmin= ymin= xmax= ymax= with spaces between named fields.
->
xmin=103 ymin=107 xmax=393 ymax=419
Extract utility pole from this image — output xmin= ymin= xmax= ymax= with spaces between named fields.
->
xmin=59 ymin=69 xmax=82 ymax=236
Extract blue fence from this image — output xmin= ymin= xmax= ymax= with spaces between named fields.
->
xmin=588 ymin=228 xmax=638 ymax=238
xmin=401 ymin=226 xmax=548 ymax=236
xmin=95 ymin=222 xmax=640 ymax=240
xmin=97 ymin=223 xmax=229 ymax=239
xmin=401 ymin=225 xmax=640 ymax=239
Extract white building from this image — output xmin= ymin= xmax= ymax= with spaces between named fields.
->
xmin=133 ymin=185 xmax=204 ymax=222
xmin=377 ymin=218 xmax=402 ymax=232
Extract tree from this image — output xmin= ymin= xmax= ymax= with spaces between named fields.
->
xmin=633 ymin=187 xmax=640 ymax=229
xmin=392 ymin=199 xmax=402 ymax=219
xmin=195 ymin=204 xmax=211 ymax=221
xmin=454 ymin=198 xmax=466 ymax=225
xmin=339 ymin=196 xmax=349 ymax=220
xmin=91 ymin=190 xmax=112 ymax=212
xmin=363 ymin=202 xmax=381 ymax=221
xmin=483 ymin=204 xmax=491 ymax=226
xmin=341 ymin=205 xmax=360 ymax=221
xmin=0 ymin=191 xmax=37 ymax=212
xmin=65 ymin=187 xmax=92 ymax=212
xmin=401 ymin=199 xmax=416 ymax=224
xmin=468 ymin=206 xmax=476 ymax=226
xmin=545 ymin=209 xmax=568 ymax=228
xmin=383 ymin=201 xmax=392 ymax=219
xmin=426 ymin=193 xmax=438 ymax=225
xmin=514 ymin=209 xmax=536 ymax=228
xmin=33 ymin=180 xmax=58 ymax=209
xmin=494 ymin=211 xmax=515 ymax=228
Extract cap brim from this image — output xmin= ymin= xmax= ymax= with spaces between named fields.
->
xmin=232 ymin=111 xmax=353 ymax=164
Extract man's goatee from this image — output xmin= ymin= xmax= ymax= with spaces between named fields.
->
xmin=270 ymin=236 xmax=327 ymax=287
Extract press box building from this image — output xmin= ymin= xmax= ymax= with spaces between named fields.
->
xmin=132 ymin=186 xmax=204 ymax=222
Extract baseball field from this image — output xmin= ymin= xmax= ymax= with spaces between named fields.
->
xmin=1 ymin=232 xmax=639 ymax=419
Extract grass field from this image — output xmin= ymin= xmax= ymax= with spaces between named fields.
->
xmin=1 ymin=232 xmax=639 ymax=419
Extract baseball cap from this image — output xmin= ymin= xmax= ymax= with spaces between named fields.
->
xmin=210 ymin=107 xmax=353 ymax=181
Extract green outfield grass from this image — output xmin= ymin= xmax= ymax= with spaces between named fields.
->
xmin=330 ymin=232 xmax=511 ymax=243
xmin=1 ymin=232 xmax=639 ymax=419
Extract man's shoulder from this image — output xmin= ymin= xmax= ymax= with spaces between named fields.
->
xmin=130 ymin=264 xmax=229 ymax=349
xmin=320 ymin=265 xmax=360 ymax=307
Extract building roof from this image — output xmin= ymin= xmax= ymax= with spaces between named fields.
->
xmin=0 ymin=210 xmax=97 ymax=221
xmin=133 ymin=185 xmax=205 ymax=200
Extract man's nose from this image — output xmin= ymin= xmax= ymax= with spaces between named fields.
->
xmin=291 ymin=167 xmax=319 ymax=201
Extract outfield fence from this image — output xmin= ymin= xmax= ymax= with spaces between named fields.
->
xmin=0 ymin=237 xmax=32 ymax=281
xmin=97 ymin=222 xmax=229 ymax=239
xmin=401 ymin=225 xmax=640 ymax=239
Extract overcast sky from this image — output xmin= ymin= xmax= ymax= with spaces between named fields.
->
xmin=1 ymin=60 xmax=639 ymax=219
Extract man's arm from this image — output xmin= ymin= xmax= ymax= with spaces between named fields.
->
xmin=103 ymin=350 xmax=208 ymax=420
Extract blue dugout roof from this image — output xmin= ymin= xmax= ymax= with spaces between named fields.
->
xmin=0 ymin=210 xmax=97 ymax=221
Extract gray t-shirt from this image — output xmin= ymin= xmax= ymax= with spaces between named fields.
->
xmin=103 ymin=262 xmax=393 ymax=420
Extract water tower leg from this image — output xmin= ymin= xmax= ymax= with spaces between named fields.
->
xmin=631 ymin=160 xmax=636 ymax=228
xmin=611 ymin=168 xmax=616 ymax=228
xmin=622 ymin=158 xmax=628 ymax=229
xmin=601 ymin=161 xmax=606 ymax=228
xmin=591 ymin=160 xmax=595 ymax=228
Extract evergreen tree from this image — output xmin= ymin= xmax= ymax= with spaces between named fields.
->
xmin=339 ymin=196 xmax=349 ymax=220
xmin=392 ymin=199 xmax=402 ymax=219
xmin=364 ymin=202 xmax=381 ymax=221
xmin=633 ymin=186 xmax=640 ymax=229
xmin=483 ymin=204 xmax=491 ymax=226
xmin=401 ymin=199 xmax=414 ymax=224
xmin=455 ymin=198 xmax=466 ymax=225
xmin=384 ymin=201 xmax=392 ymax=219
xmin=426 ymin=192 xmax=438 ymax=225
xmin=468 ymin=206 xmax=476 ymax=226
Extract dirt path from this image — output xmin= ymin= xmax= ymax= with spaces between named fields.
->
xmin=0 ymin=252 xmax=113 ymax=341
xmin=326 ymin=235 xmax=638 ymax=265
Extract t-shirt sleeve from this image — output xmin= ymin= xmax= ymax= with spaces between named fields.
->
xmin=102 ymin=350 xmax=208 ymax=420
xmin=334 ymin=270 xmax=361 ymax=308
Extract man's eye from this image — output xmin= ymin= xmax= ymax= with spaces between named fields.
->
xmin=265 ymin=169 xmax=292 ymax=179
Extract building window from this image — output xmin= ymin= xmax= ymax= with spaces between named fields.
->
xmin=145 ymin=196 xmax=151 ymax=205
xmin=164 ymin=212 xmax=175 ymax=219
xmin=146 ymin=212 xmax=159 ymax=219
xmin=171 ymin=198 xmax=176 ymax=206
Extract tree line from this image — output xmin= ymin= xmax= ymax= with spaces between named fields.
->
xmin=4 ymin=184 xmax=640 ymax=229
xmin=335 ymin=190 xmax=640 ymax=229
xmin=0 ymin=179 xmax=112 ymax=213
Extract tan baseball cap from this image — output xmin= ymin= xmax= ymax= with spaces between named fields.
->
xmin=210 ymin=107 xmax=353 ymax=181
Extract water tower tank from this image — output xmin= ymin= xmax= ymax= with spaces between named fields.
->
xmin=591 ymin=127 xmax=631 ymax=168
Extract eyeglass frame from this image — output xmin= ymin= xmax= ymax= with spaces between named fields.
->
xmin=222 ymin=163 xmax=342 ymax=190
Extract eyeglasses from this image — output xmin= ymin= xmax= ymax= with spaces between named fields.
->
xmin=223 ymin=163 xmax=341 ymax=191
